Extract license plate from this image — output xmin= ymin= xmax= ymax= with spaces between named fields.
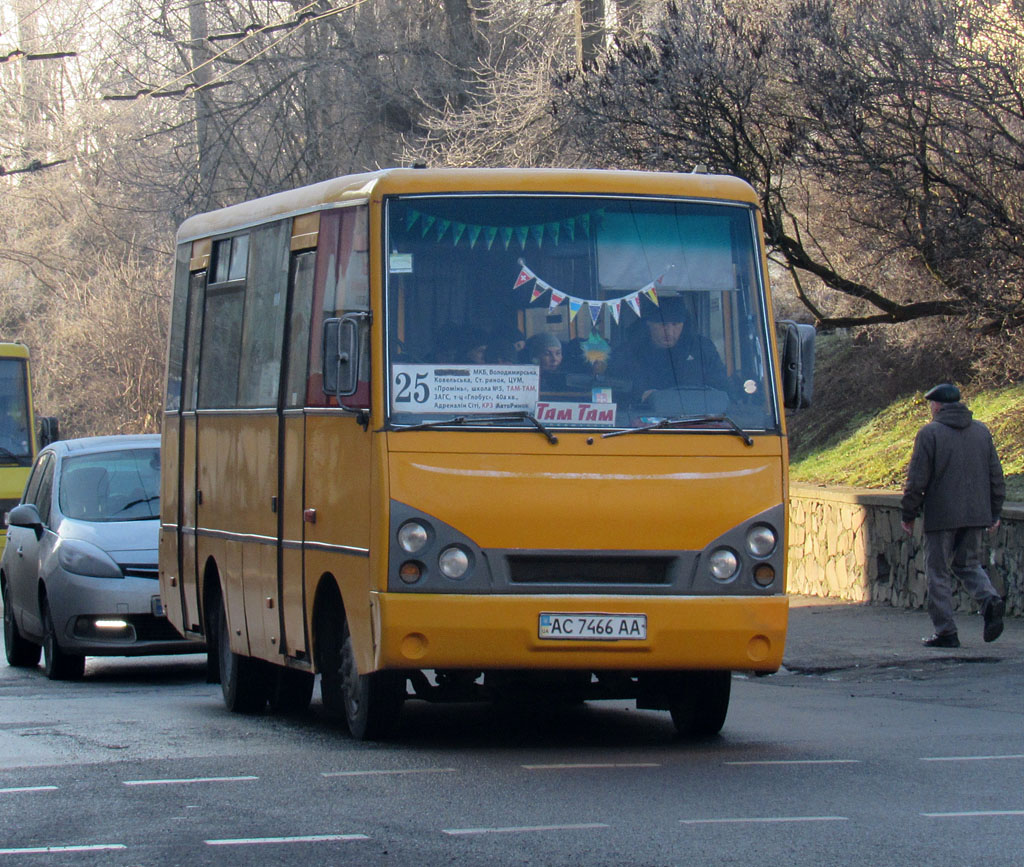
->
xmin=151 ymin=595 xmax=165 ymax=617
xmin=538 ymin=613 xmax=647 ymax=641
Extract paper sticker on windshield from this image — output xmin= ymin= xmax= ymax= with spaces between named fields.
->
xmin=391 ymin=365 xmax=539 ymax=413
xmin=535 ymin=401 xmax=618 ymax=427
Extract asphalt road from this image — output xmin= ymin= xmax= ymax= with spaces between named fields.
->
xmin=0 ymin=644 xmax=1021 ymax=867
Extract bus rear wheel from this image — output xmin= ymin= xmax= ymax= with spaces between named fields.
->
xmin=216 ymin=598 xmax=267 ymax=713
xmin=667 ymin=670 xmax=731 ymax=738
xmin=318 ymin=605 xmax=404 ymax=740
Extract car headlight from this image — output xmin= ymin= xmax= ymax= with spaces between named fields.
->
xmin=57 ymin=540 xmax=123 ymax=579
xmin=708 ymin=548 xmax=739 ymax=582
xmin=397 ymin=521 xmax=430 ymax=554
xmin=746 ymin=525 xmax=777 ymax=558
xmin=438 ymin=546 xmax=470 ymax=579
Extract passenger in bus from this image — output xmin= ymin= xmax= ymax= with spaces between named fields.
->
xmin=610 ymin=295 xmax=730 ymax=405
xmin=524 ymin=332 xmax=568 ymax=392
xmin=0 ymin=395 xmax=28 ymax=456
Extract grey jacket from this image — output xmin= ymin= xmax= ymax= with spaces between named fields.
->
xmin=901 ymin=402 xmax=1005 ymax=532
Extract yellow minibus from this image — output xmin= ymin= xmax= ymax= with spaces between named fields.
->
xmin=158 ymin=168 xmax=814 ymax=739
xmin=1 ymin=343 xmax=41 ymax=558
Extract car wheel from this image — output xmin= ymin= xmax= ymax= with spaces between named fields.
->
xmin=216 ymin=597 xmax=267 ymax=713
xmin=3 ymin=582 xmax=41 ymax=667
xmin=316 ymin=594 xmax=404 ymax=740
xmin=667 ymin=670 xmax=731 ymax=738
xmin=42 ymin=599 xmax=85 ymax=681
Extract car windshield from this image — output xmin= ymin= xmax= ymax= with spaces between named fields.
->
xmin=385 ymin=194 xmax=777 ymax=432
xmin=59 ymin=448 xmax=160 ymax=522
xmin=0 ymin=357 xmax=32 ymax=464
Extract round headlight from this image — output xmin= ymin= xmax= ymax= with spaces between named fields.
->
xmin=746 ymin=525 xmax=777 ymax=558
xmin=397 ymin=521 xmax=429 ymax=554
xmin=438 ymin=546 xmax=470 ymax=579
xmin=708 ymin=548 xmax=739 ymax=582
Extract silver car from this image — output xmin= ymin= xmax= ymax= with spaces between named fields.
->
xmin=1 ymin=435 xmax=199 ymax=679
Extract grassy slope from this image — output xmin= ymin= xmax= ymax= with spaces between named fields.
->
xmin=787 ymin=336 xmax=1024 ymax=502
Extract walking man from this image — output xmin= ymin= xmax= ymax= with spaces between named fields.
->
xmin=901 ymin=383 xmax=1006 ymax=647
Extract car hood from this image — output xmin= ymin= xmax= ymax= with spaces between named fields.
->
xmin=57 ymin=517 xmax=159 ymax=562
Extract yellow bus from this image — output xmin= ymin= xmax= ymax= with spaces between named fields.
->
xmin=158 ymin=168 xmax=814 ymax=739
xmin=1 ymin=343 xmax=41 ymax=558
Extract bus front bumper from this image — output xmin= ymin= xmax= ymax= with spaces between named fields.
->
xmin=374 ymin=593 xmax=788 ymax=673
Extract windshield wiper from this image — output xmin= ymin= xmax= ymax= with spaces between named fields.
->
xmin=389 ymin=411 xmax=559 ymax=444
xmin=0 ymin=446 xmax=30 ymax=465
xmin=602 ymin=413 xmax=754 ymax=446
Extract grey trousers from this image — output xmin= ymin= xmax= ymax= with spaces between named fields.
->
xmin=925 ymin=528 xmax=1000 ymax=637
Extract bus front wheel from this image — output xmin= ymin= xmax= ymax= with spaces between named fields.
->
xmin=667 ymin=670 xmax=731 ymax=738
xmin=318 ymin=607 xmax=404 ymax=740
xmin=216 ymin=598 xmax=267 ymax=713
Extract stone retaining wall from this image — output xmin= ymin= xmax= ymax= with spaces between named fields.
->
xmin=788 ymin=483 xmax=1023 ymax=616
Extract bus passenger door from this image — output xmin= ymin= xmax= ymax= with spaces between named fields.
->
xmin=277 ymin=238 xmax=318 ymax=662
xmin=179 ymin=269 xmax=206 ymax=635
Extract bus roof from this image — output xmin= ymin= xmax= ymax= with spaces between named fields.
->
xmin=176 ymin=167 xmax=761 ymax=244
xmin=0 ymin=342 xmax=30 ymax=359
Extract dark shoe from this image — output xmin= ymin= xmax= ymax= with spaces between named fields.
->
xmin=923 ymin=632 xmax=960 ymax=648
xmin=983 ymin=597 xmax=1005 ymax=643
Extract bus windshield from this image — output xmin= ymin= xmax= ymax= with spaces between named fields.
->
xmin=385 ymin=194 xmax=777 ymax=433
xmin=0 ymin=357 xmax=32 ymax=465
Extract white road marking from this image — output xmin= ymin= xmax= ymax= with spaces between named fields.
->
xmin=206 ymin=834 xmax=369 ymax=846
xmin=920 ymin=754 xmax=1024 ymax=762
xmin=680 ymin=816 xmax=848 ymax=825
xmin=0 ymin=786 xmax=58 ymax=794
xmin=522 ymin=763 xmax=660 ymax=770
xmin=443 ymin=823 xmax=609 ymax=837
xmin=123 ymin=775 xmax=258 ymax=786
xmin=724 ymin=759 xmax=861 ymax=766
xmin=0 ymin=845 xmax=126 ymax=855
xmin=922 ymin=810 xmax=1024 ymax=819
xmin=322 ymin=768 xmax=456 ymax=777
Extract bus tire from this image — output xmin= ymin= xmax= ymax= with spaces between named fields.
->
xmin=668 ymin=670 xmax=731 ymax=738
xmin=268 ymin=666 xmax=314 ymax=714
xmin=42 ymin=599 xmax=84 ymax=681
xmin=318 ymin=603 xmax=403 ymax=740
xmin=216 ymin=598 xmax=267 ymax=713
xmin=3 ymin=582 xmax=41 ymax=667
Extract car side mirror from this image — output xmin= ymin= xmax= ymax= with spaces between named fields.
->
xmin=7 ymin=503 xmax=44 ymax=540
xmin=777 ymin=321 xmax=815 ymax=409
xmin=322 ymin=314 xmax=367 ymax=397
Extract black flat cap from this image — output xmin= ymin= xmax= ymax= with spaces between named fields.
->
xmin=925 ymin=383 xmax=961 ymax=403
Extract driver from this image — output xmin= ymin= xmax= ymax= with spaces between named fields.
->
xmin=610 ymin=295 xmax=729 ymax=403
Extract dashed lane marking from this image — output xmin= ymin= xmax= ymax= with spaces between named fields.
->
xmin=0 ymin=786 xmax=58 ymax=794
xmin=205 ymin=834 xmax=370 ymax=846
xmin=322 ymin=768 xmax=457 ymax=777
xmin=0 ymin=845 xmax=126 ymax=855
xmin=123 ymin=775 xmax=259 ymax=786
xmin=680 ymin=816 xmax=848 ymax=825
xmin=443 ymin=823 xmax=610 ymax=837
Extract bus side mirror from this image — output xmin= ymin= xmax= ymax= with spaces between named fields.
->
xmin=777 ymin=321 xmax=815 ymax=409
xmin=322 ymin=317 xmax=359 ymax=397
xmin=38 ymin=417 xmax=59 ymax=447
xmin=8 ymin=503 xmax=44 ymax=540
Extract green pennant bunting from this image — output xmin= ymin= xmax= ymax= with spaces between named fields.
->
xmin=500 ymin=226 xmax=514 ymax=249
xmin=467 ymin=224 xmax=482 ymax=248
xmin=452 ymin=222 xmax=467 ymax=245
xmin=420 ymin=214 xmax=436 ymax=237
xmin=406 ymin=210 xmax=421 ymax=231
xmin=484 ymin=226 xmax=498 ymax=249
xmin=530 ymin=224 xmax=544 ymax=248
xmin=435 ymin=219 xmax=450 ymax=240
xmin=515 ymin=225 xmax=529 ymax=248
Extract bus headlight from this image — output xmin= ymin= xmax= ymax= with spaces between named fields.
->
xmin=397 ymin=521 xmax=429 ymax=554
xmin=746 ymin=525 xmax=777 ymax=558
xmin=708 ymin=548 xmax=739 ymax=582
xmin=438 ymin=546 xmax=470 ymax=579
